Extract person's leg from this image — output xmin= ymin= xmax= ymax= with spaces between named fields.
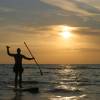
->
xmin=19 ymin=67 xmax=23 ymax=88
xmin=15 ymin=72 xmax=18 ymax=88
xmin=19 ymin=72 xmax=22 ymax=88
xmin=13 ymin=66 xmax=18 ymax=88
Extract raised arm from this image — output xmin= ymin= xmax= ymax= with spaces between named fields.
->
xmin=22 ymin=55 xmax=34 ymax=60
xmin=6 ymin=46 xmax=15 ymax=56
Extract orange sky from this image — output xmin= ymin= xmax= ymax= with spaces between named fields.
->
xmin=0 ymin=0 xmax=100 ymax=64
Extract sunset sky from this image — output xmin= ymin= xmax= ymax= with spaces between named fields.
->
xmin=0 ymin=0 xmax=100 ymax=64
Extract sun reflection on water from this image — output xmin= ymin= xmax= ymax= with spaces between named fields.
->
xmin=49 ymin=94 xmax=87 ymax=100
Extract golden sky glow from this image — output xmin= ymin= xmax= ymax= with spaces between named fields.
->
xmin=0 ymin=0 xmax=100 ymax=64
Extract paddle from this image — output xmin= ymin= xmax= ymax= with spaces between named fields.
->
xmin=24 ymin=42 xmax=43 ymax=76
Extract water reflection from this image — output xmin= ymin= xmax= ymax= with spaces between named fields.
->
xmin=11 ymin=91 xmax=22 ymax=100
xmin=49 ymin=94 xmax=87 ymax=100
xmin=1 ymin=64 xmax=100 ymax=100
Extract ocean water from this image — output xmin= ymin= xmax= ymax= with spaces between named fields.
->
xmin=0 ymin=64 xmax=100 ymax=100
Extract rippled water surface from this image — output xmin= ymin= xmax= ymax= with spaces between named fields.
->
xmin=0 ymin=64 xmax=100 ymax=100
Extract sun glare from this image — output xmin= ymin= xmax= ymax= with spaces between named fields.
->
xmin=60 ymin=31 xmax=71 ymax=39
xmin=59 ymin=26 xmax=72 ymax=39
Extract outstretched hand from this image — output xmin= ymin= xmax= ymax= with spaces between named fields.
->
xmin=32 ymin=57 xmax=35 ymax=60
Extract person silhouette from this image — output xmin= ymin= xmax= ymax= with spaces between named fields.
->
xmin=6 ymin=46 xmax=34 ymax=88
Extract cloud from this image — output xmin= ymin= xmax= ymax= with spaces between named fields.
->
xmin=40 ymin=0 xmax=100 ymax=15
xmin=40 ymin=0 xmax=89 ymax=15
xmin=0 ymin=0 xmax=99 ymax=30
xmin=1 ymin=24 xmax=99 ymax=38
xmin=71 ymin=0 xmax=100 ymax=14
xmin=79 ymin=0 xmax=100 ymax=10
xmin=73 ymin=27 xmax=100 ymax=36
xmin=0 ymin=7 xmax=15 ymax=12
xmin=64 ymin=47 xmax=100 ymax=52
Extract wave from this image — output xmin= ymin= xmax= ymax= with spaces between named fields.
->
xmin=48 ymin=88 xmax=82 ymax=93
xmin=1 ymin=64 xmax=100 ymax=70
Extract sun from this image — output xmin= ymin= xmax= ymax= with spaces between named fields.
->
xmin=59 ymin=26 xmax=72 ymax=39
xmin=60 ymin=31 xmax=71 ymax=39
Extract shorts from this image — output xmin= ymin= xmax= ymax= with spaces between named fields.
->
xmin=13 ymin=66 xmax=24 ymax=73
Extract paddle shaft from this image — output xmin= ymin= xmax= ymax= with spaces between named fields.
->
xmin=24 ymin=42 xmax=43 ymax=75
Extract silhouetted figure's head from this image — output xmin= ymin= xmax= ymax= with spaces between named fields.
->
xmin=17 ymin=48 xmax=21 ymax=54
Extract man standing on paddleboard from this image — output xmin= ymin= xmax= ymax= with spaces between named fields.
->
xmin=6 ymin=46 xmax=34 ymax=88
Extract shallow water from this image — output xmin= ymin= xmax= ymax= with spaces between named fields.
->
xmin=0 ymin=64 xmax=100 ymax=100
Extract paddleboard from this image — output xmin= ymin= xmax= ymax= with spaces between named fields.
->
xmin=8 ymin=86 xmax=39 ymax=93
